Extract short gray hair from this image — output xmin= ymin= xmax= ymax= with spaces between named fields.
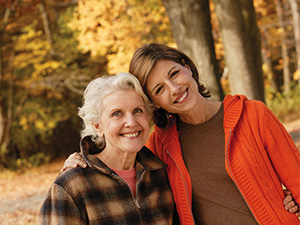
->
xmin=78 ymin=72 xmax=153 ymax=149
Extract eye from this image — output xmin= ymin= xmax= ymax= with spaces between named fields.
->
xmin=112 ymin=111 xmax=122 ymax=117
xmin=170 ymin=70 xmax=179 ymax=78
xmin=155 ymin=86 xmax=164 ymax=95
xmin=134 ymin=108 xmax=144 ymax=114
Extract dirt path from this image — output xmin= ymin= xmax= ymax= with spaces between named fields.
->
xmin=0 ymin=160 xmax=63 ymax=225
xmin=0 ymin=120 xmax=299 ymax=225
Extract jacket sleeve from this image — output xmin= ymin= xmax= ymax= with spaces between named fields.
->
xmin=261 ymin=103 xmax=300 ymax=205
xmin=38 ymin=183 xmax=85 ymax=225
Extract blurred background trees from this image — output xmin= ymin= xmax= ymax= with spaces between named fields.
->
xmin=0 ymin=0 xmax=299 ymax=169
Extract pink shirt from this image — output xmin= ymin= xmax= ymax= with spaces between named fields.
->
xmin=114 ymin=168 xmax=136 ymax=196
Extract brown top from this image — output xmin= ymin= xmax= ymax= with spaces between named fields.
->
xmin=178 ymin=104 xmax=257 ymax=224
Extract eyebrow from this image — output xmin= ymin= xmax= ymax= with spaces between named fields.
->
xmin=150 ymin=66 xmax=177 ymax=93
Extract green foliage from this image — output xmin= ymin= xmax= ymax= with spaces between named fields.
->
xmin=0 ymin=145 xmax=10 ymax=170
xmin=1 ymin=144 xmax=49 ymax=171
xmin=11 ymin=96 xmax=79 ymax=157
xmin=0 ymin=151 xmax=50 ymax=171
xmin=17 ymin=152 xmax=50 ymax=169
xmin=266 ymin=82 xmax=300 ymax=123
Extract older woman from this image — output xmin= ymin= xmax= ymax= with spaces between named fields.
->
xmin=39 ymin=73 xmax=176 ymax=224
xmin=62 ymin=44 xmax=300 ymax=225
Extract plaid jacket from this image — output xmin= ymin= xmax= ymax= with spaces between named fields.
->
xmin=39 ymin=137 xmax=175 ymax=225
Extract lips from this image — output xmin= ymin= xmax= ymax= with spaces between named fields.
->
xmin=174 ymin=88 xmax=188 ymax=103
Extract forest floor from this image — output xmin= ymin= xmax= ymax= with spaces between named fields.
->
xmin=0 ymin=119 xmax=300 ymax=225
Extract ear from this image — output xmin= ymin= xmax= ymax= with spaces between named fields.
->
xmin=184 ymin=63 xmax=192 ymax=71
xmin=93 ymin=122 xmax=104 ymax=137
xmin=153 ymin=103 xmax=161 ymax=109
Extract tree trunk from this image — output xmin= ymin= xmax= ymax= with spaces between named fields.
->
xmin=161 ymin=0 xmax=224 ymax=101
xmin=0 ymin=4 xmax=14 ymax=150
xmin=275 ymin=0 xmax=291 ymax=94
xmin=288 ymin=0 xmax=300 ymax=79
xmin=0 ymin=6 xmax=12 ymax=94
xmin=261 ymin=28 xmax=279 ymax=92
xmin=38 ymin=2 xmax=55 ymax=55
xmin=213 ymin=0 xmax=265 ymax=101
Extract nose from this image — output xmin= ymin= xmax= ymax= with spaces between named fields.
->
xmin=168 ymin=81 xmax=180 ymax=95
xmin=124 ymin=114 xmax=137 ymax=127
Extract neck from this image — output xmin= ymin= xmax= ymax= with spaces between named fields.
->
xmin=179 ymin=98 xmax=222 ymax=125
xmin=96 ymin=149 xmax=137 ymax=170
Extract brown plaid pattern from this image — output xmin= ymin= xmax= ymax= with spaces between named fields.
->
xmin=39 ymin=142 xmax=175 ymax=225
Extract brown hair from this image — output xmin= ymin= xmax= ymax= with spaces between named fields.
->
xmin=129 ymin=43 xmax=210 ymax=128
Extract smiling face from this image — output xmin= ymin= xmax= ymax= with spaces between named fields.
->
xmin=146 ymin=59 xmax=201 ymax=116
xmin=95 ymin=89 xmax=150 ymax=156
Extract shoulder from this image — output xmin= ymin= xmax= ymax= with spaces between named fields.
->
xmin=54 ymin=167 xmax=94 ymax=188
xmin=224 ymin=94 xmax=267 ymax=113
xmin=223 ymin=95 xmax=270 ymax=129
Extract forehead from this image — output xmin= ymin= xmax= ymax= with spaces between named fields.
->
xmin=146 ymin=60 xmax=181 ymax=87
xmin=102 ymin=89 xmax=144 ymax=110
xmin=151 ymin=59 xmax=177 ymax=72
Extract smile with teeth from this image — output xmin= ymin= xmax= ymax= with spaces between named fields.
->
xmin=122 ymin=131 xmax=140 ymax=138
xmin=175 ymin=89 xmax=188 ymax=103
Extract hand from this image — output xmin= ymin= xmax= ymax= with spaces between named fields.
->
xmin=61 ymin=152 xmax=87 ymax=173
xmin=283 ymin=189 xmax=300 ymax=217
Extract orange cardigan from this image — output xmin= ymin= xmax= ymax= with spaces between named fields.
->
xmin=146 ymin=95 xmax=300 ymax=225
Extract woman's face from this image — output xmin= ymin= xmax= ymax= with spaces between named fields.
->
xmin=96 ymin=89 xmax=149 ymax=155
xmin=146 ymin=59 xmax=200 ymax=115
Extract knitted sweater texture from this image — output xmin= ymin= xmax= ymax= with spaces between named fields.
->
xmin=146 ymin=95 xmax=300 ymax=225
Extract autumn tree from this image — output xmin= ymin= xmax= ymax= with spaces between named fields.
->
xmin=0 ymin=0 xmax=29 ymax=155
xmin=275 ymin=0 xmax=292 ymax=94
xmin=69 ymin=0 xmax=173 ymax=74
xmin=0 ymin=0 xmax=106 ymax=168
xmin=288 ymin=0 xmax=300 ymax=84
xmin=255 ymin=0 xmax=300 ymax=121
xmin=213 ymin=0 xmax=265 ymax=101
xmin=0 ymin=0 xmax=174 ymax=169
xmin=161 ymin=0 xmax=224 ymax=100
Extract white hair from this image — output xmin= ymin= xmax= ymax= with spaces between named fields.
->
xmin=78 ymin=72 xmax=153 ymax=149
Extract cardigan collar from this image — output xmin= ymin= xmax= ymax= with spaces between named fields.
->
xmin=223 ymin=95 xmax=247 ymax=130
xmin=153 ymin=95 xmax=248 ymax=140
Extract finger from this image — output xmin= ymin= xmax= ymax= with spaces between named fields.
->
xmin=66 ymin=153 xmax=85 ymax=165
xmin=61 ymin=162 xmax=85 ymax=173
xmin=295 ymin=211 xmax=300 ymax=217
xmin=284 ymin=201 xmax=295 ymax=211
xmin=288 ymin=205 xmax=298 ymax=213
xmin=71 ymin=159 xmax=87 ymax=168
xmin=65 ymin=159 xmax=86 ymax=169
xmin=70 ymin=152 xmax=82 ymax=160
xmin=283 ymin=195 xmax=292 ymax=205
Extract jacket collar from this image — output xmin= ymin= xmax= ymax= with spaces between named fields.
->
xmin=80 ymin=136 xmax=167 ymax=175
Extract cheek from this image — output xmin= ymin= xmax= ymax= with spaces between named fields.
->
xmin=139 ymin=116 xmax=150 ymax=133
xmin=150 ymin=95 xmax=167 ymax=108
xmin=103 ymin=121 xmax=120 ymax=135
